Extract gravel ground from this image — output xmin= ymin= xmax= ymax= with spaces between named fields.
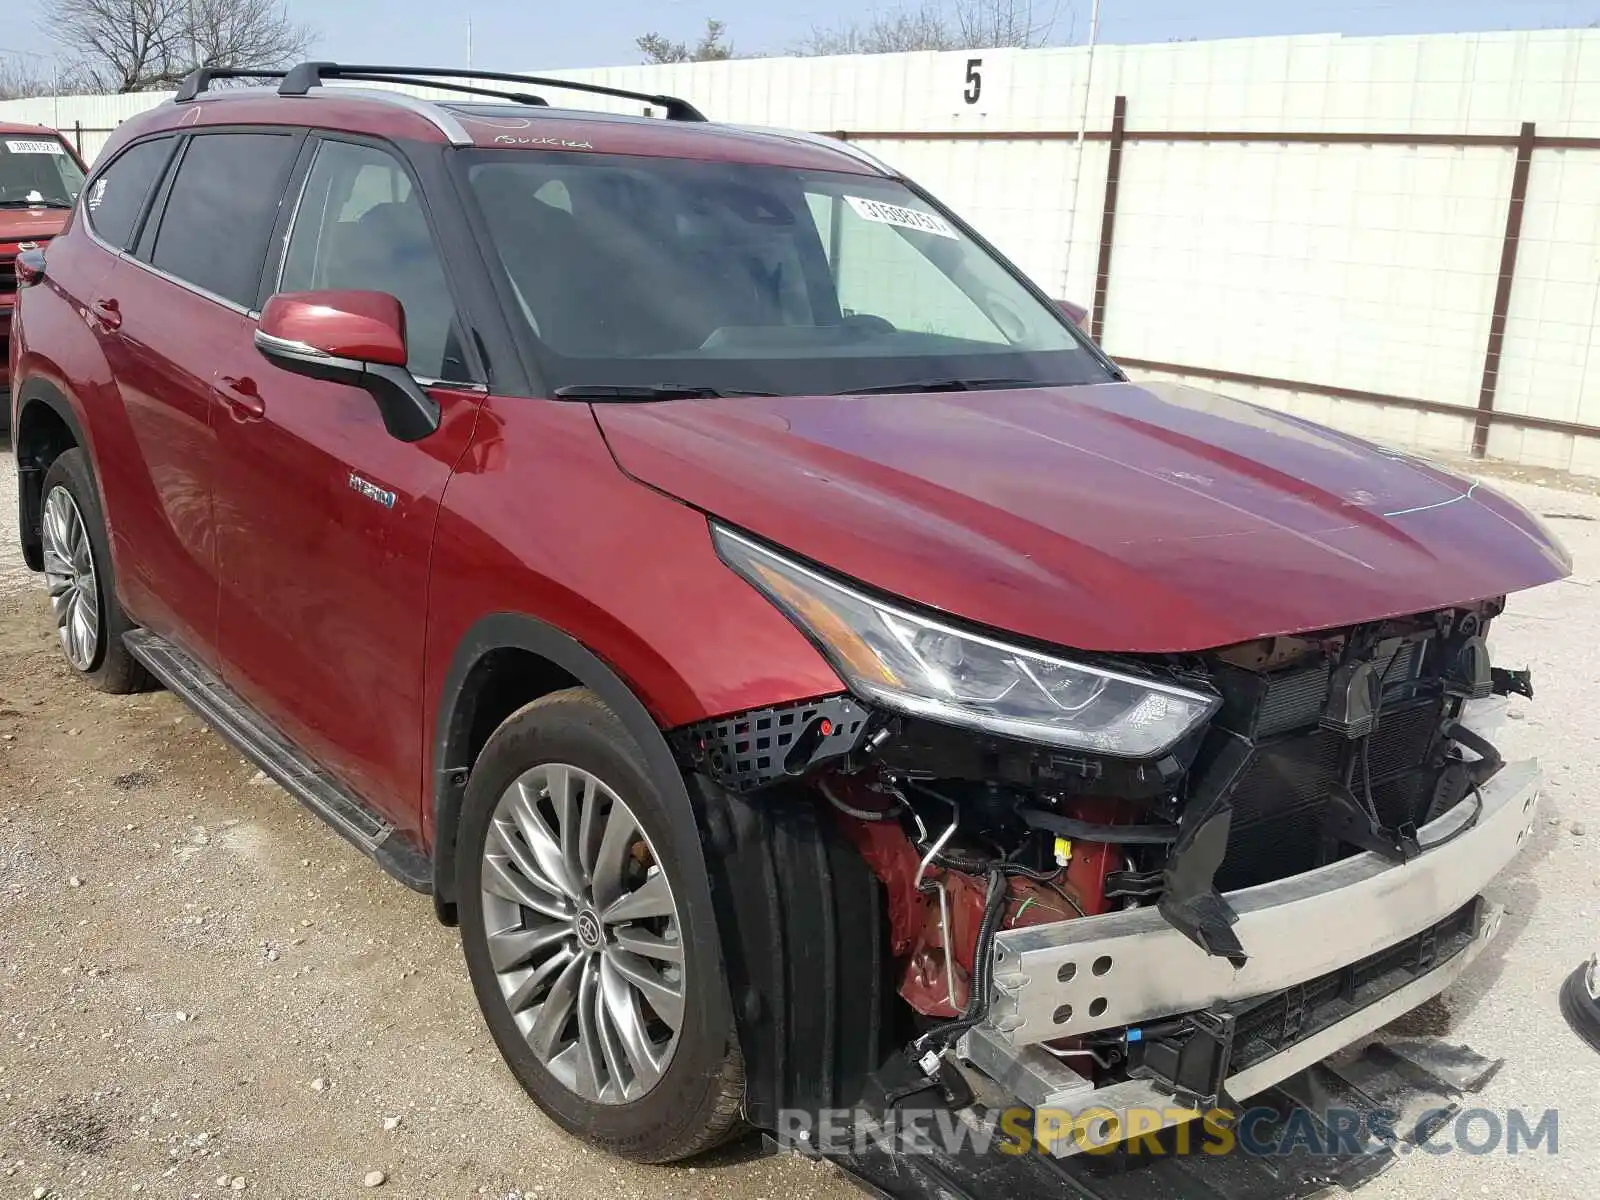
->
xmin=1 ymin=442 xmax=1596 ymax=1200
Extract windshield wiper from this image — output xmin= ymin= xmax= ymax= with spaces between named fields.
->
xmin=552 ymin=383 xmax=777 ymax=402
xmin=0 ymin=198 xmax=73 ymax=209
xmin=836 ymin=376 xmax=1039 ymax=396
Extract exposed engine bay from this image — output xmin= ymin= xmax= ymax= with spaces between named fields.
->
xmin=677 ymin=597 xmax=1534 ymax=1113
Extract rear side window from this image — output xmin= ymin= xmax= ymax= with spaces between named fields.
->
xmin=148 ymin=132 xmax=299 ymax=308
xmin=83 ymin=138 xmax=173 ymax=250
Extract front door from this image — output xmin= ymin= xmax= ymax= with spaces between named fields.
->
xmin=211 ymin=136 xmax=485 ymax=836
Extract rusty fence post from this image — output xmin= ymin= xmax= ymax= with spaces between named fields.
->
xmin=73 ymin=121 xmax=83 ymax=157
xmin=1474 ymin=120 xmax=1537 ymax=458
xmin=1090 ymin=95 xmax=1127 ymax=343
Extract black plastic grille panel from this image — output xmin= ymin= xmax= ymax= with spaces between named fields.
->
xmin=675 ymin=695 xmax=870 ymax=792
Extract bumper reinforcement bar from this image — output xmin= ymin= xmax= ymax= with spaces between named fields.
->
xmin=982 ymin=758 xmax=1539 ymax=1046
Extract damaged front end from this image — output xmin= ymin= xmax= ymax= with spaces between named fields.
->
xmin=675 ymin=526 xmax=1541 ymax=1161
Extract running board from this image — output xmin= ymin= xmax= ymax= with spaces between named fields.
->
xmin=123 ymin=629 xmax=431 ymax=893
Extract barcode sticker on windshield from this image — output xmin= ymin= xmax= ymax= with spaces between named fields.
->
xmin=845 ymin=195 xmax=958 ymax=239
xmin=4 ymin=140 xmax=63 ymax=155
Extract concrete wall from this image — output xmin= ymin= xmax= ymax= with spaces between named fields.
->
xmin=4 ymin=29 xmax=1599 ymax=474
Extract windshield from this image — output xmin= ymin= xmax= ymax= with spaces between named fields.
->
xmin=0 ymin=136 xmax=84 ymax=208
xmin=460 ymin=150 xmax=1114 ymax=397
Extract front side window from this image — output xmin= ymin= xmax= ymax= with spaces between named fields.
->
xmin=279 ymin=139 xmax=466 ymax=382
xmin=147 ymin=132 xmax=299 ymax=308
xmin=0 ymin=135 xmax=85 ymax=210
xmin=82 ymin=137 xmax=171 ymax=250
xmin=461 ymin=150 xmax=1108 ymax=397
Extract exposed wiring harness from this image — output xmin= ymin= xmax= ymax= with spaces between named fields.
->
xmin=912 ymin=866 xmax=1009 ymax=1054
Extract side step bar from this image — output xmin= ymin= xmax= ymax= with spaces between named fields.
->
xmin=124 ymin=629 xmax=431 ymax=893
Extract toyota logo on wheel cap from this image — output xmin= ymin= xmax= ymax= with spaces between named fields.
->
xmin=575 ymin=910 xmax=603 ymax=950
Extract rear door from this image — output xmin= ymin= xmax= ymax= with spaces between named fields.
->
xmin=210 ymin=134 xmax=485 ymax=835
xmin=95 ymin=129 xmax=302 ymax=664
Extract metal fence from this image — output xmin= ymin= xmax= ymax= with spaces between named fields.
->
xmin=59 ymin=121 xmax=116 ymax=162
xmin=846 ymin=97 xmax=1600 ymax=458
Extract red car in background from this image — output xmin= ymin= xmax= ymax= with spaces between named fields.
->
xmin=1 ymin=122 xmax=86 ymax=429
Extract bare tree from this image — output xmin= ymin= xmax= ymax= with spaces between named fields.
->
xmin=636 ymin=19 xmax=734 ymax=64
xmin=185 ymin=0 xmax=314 ymax=74
xmin=795 ymin=0 xmax=1058 ymax=56
xmin=43 ymin=0 xmax=313 ymax=92
xmin=0 ymin=57 xmax=61 ymax=100
xmin=796 ymin=7 xmax=960 ymax=55
xmin=952 ymin=0 xmax=1058 ymax=48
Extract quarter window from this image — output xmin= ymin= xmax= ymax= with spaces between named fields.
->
xmin=147 ymin=132 xmax=299 ymax=308
xmin=279 ymin=139 xmax=466 ymax=382
xmin=83 ymin=138 xmax=173 ymax=251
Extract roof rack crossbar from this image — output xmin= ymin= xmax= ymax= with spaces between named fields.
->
xmin=338 ymin=73 xmax=549 ymax=107
xmin=277 ymin=63 xmax=707 ymax=121
xmin=174 ymin=67 xmax=288 ymax=102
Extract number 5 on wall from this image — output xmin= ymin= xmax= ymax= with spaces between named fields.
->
xmin=964 ymin=58 xmax=983 ymax=104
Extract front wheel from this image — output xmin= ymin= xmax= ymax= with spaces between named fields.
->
xmin=457 ymin=688 xmax=743 ymax=1162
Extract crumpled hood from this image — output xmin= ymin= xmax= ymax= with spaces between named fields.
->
xmin=594 ymin=381 xmax=1571 ymax=653
xmin=0 ymin=208 xmax=66 ymax=245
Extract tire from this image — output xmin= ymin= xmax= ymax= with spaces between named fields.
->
xmin=39 ymin=448 xmax=152 ymax=694
xmin=457 ymin=687 xmax=744 ymax=1162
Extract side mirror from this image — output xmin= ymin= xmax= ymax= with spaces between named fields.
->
xmin=254 ymin=290 xmax=439 ymax=442
xmin=15 ymin=247 xmax=47 ymax=288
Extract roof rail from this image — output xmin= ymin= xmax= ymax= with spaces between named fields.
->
xmin=174 ymin=68 xmax=288 ymax=102
xmin=278 ymin=62 xmax=708 ymax=122
xmin=176 ymin=65 xmax=551 ymax=109
xmin=342 ymin=73 xmax=549 ymax=107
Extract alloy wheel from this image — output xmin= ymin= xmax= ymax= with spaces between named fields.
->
xmin=41 ymin=485 xmax=100 ymax=672
xmin=479 ymin=763 xmax=685 ymax=1104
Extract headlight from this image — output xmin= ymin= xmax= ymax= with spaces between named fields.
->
xmin=713 ymin=525 xmax=1219 ymax=757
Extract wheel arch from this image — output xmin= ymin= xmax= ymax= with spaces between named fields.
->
xmin=430 ymin=612 xmax=708 ymax=925
xmin=13 ymin=380 xmax=92 ymax=572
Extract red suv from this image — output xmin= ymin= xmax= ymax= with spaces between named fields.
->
xmin=1 ymin=121 xmax=87 ymax=430
xmin=8 ymin=64 xmax=1571 ymax=1168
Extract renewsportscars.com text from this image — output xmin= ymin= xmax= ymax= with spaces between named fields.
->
xmin=775 ymin=1105 xmax=1560 ymax=1159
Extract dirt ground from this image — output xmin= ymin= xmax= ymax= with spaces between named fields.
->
xmin=1 ymin=444 xmax=1597 ymax=1200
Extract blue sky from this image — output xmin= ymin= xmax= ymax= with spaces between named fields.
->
xmin=2 ymin=0 xmax=1597 ymax=73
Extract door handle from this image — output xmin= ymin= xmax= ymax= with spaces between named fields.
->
xmin=91 ymin=297 xmax=122 ymax=331
xmin=215 ymin=374 xmax=266 ymax=420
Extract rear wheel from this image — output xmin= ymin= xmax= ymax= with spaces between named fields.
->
xmin=457 ymin=688 xmax=743 ymax=1161
xmin=39 ymin=449 xmax=151 ymax=693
